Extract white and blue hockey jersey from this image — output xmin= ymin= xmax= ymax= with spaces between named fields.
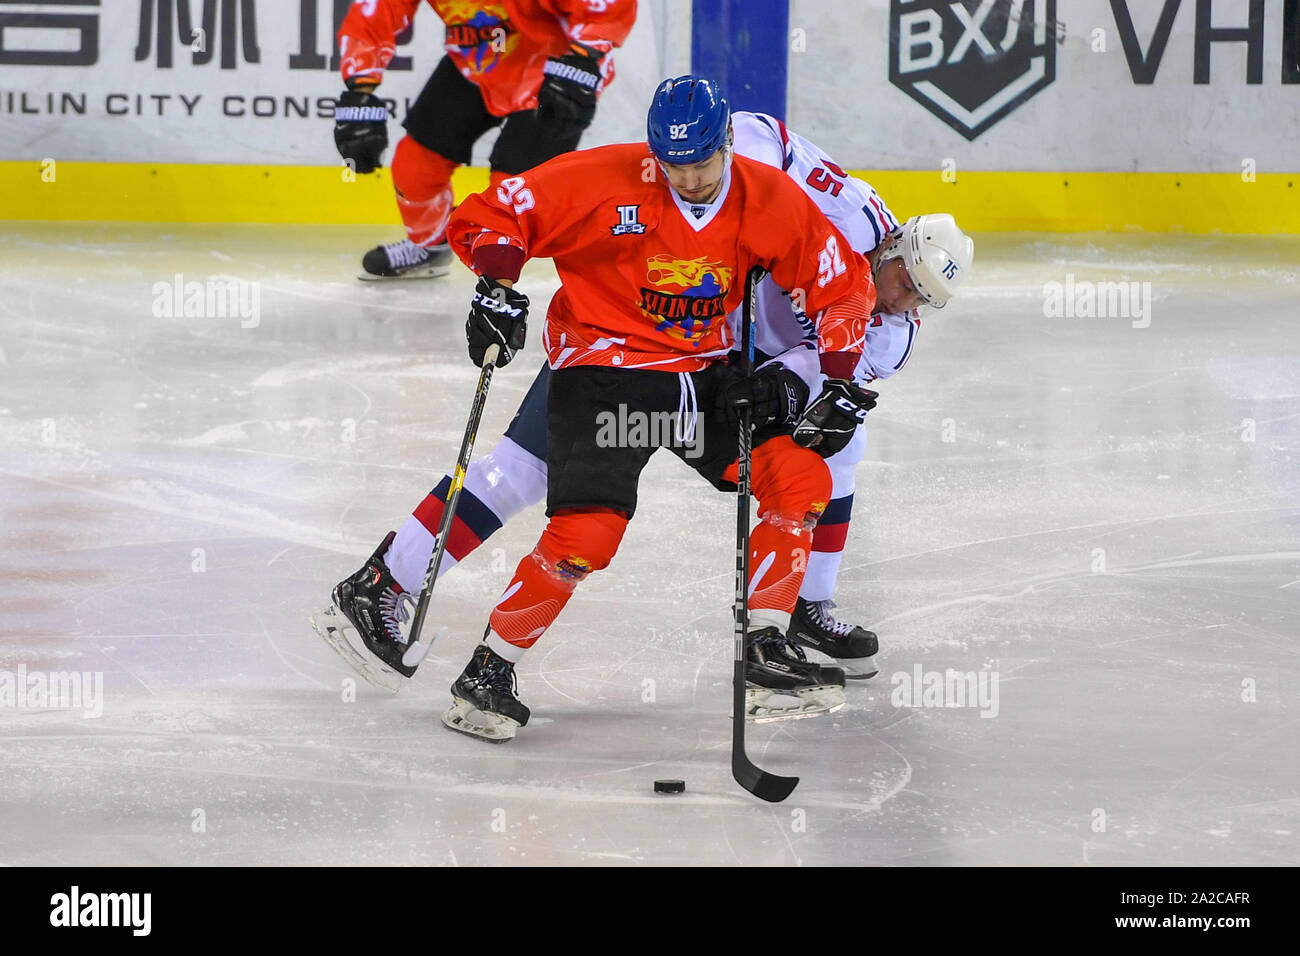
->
xmin=729 ymin=111 xmax=922 ymax=390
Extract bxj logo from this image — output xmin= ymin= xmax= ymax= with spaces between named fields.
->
xmin=890 ymin=0 xmax=1060 ymax=140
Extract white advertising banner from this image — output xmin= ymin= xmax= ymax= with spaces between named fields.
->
xmin=788 ymin=0 xmax=1300 ymax=172
xmin=2 ymin=1 xmax=1295 ymax=172
xmin=0 ymin=0 xmax=689 ymax=165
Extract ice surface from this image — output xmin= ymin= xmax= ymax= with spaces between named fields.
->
xmin=1 ymin=224 xmax=1297 ymax=866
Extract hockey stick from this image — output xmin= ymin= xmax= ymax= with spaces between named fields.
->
xmin=731 ymin=266 xmax=799 ymax=803
xmin=402 ymin=343 xmax=501 ymax=668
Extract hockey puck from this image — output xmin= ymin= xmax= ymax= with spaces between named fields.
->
xmin=653 ymin=779 xmax=685 ymax=794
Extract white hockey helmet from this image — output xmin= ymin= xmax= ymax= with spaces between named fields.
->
xmin=877 ymin=213 xmax=973 ymax=309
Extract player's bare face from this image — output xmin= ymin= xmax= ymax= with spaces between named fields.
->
xmin=661 ymin=151 xmax=727 ymax=204
xmin=874 ymin=257 xmax=927 ymax=314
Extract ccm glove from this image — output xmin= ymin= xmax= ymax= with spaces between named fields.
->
xmin=536 ymin=49 xmax=601 ymax=136
xmin=720 ymin=364 xmax=810 ymax=429
xmin=466 ymin=276 xmax=529 ymax=368
xmin=333 ymin=87 xmax=389 ymax=173
xmin=792 ymin=379 xmax=879 ymax=457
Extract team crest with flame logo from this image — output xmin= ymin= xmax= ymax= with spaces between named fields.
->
xmin=639 ymin=255 xmax=734 ymax=344
xmin=440 ymin=0 xmax=518 ymax=75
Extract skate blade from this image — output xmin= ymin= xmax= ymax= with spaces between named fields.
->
xmin=357 ymin=262 xmax=451 ymax=281
xmin=841 ymin=656 xmax=879 ymax=681
xmin=801 ymin=646 xmax=879 ymax=681
xmin=310 ymin=605 xmax=405 ymax=694
xmin=441 ymin=697 xmax=519 ymax=743
xmin=743 ymin=684 xmax=846 ymax=723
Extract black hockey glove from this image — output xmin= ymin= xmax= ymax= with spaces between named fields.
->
xmin=536 ymin=49 xmax=601 ymax=137
xmin=792 ymin=379 xmax=879 ymax=457
xmin=333 ymin=86 xmax=389 ymax=174
xmin=719 ymin=364 xmax=810 ymax=429
xmin=466 ymin=276 xmax=529 ymax=368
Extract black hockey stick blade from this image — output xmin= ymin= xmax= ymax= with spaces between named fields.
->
xmin=731 ymin=661 xmax=799 ymax=802
xmin=732 ymin=749 xmax=799 ymax=803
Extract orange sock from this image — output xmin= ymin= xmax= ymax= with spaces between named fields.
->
xmin=392 ymin=136 xmax=457 ymax=246
xmin=747 ymin=512 xmax=816 ymax=627
xmin=486 ymin=508 xmax=628 ymax=660
xmin=736 ymin=436 xmax=833 ymax=629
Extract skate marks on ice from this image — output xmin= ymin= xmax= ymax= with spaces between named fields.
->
xmin=4 ymin=227 xmax=1298 ymax=864
xmin=0 ymin=544 xmax=916 ymax=866
xmin=862 ymin=543 xmax=1300 ymax=638
xmin=0 ymin=686 xmax=917 ymax=866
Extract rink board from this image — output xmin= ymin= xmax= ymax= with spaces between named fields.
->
xmin=2 ymin=161 xmax=1297 ymax=234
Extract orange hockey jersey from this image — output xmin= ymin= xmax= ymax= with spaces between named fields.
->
xmin=448 ymin=145 xmax=877 ymax=375
xmin=338 ymin=0 xmax=637 ymax=117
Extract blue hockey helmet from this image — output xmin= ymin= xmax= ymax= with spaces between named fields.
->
xmin=646 ymin=75 xmax=730 ymax=165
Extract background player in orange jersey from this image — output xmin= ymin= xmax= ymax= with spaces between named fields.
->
xmin=331 ymin=0 xmax=636 ymax=280
xmin=420 ymin=75 xmax=882 ymax=740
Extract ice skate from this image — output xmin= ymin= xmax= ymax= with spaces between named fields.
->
xmin=744 ymin=626 xmax=847 ymax=722
xmin=358 ymin=239 xmax=453 ymax=280
xmin=441 ymin=643 xmax=530 ymax=743
xmin=788 ymin=598 xmax=879 ymax=679
xmin=310 ymin=531 xmax=418 ymax=693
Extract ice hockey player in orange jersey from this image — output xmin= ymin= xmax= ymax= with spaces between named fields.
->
xmin=433 ymin=75 xmax=881 ymax=741
xmin=331 ymin=0 xmax=636 ymax=279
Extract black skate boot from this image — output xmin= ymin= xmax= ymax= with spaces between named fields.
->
xmin=442 ymin=643 xmax=531 ymax=743
xmin=744 ymin=626 xmax=846 ymax=722
xmin=309 ymin=531 xmax=418 ymax=692
xmin=359 ymin=239 xmax=453 ymax=280
xmin=788 ymin=598 xmax=879 ymax=679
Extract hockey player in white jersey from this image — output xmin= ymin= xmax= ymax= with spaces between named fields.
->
xmin=312 ymin=110 xmax=974 ymax=696
xmin=726 ymin=114 xmax=973 ymax=678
